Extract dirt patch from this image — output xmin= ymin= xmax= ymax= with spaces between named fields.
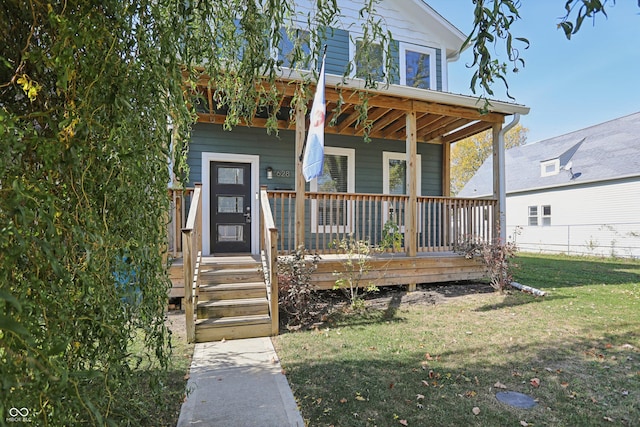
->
xmin=165 ymin=310 xmax=187 ymax=342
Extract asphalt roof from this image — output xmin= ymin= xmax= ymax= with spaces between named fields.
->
xmin=458 ymin=112 xmax=640 ymax=197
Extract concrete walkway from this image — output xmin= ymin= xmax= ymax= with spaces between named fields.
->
xmin=177 ymin=337 xmax=305 ymax=427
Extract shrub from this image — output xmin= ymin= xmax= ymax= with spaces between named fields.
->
xmin=331 ymin=237 xmax=380 ymax=309
xmin=276 ymin=247 xmax=321 ymax=328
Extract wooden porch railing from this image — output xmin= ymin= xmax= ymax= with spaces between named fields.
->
xmin=266 ymin=190 xmax=496 ymax=254
xmin=168 ymin=187 xmax=195 ymax=257
xmin=182 ymin=183 xmax=202 ymax=343
xmin=259 ymin=186 xmax=279 ymax=335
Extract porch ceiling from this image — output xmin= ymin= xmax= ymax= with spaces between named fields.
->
xmin=193 ymin=73 xmax=528 ymax=145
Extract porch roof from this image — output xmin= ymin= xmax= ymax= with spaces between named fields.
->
xmin=194 ymin=70 xmax=530 ymax=145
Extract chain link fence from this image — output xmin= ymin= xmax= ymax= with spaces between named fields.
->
xmin=507 ymin=222 xmax=640 ymax=258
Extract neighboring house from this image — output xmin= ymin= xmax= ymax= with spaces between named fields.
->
xmin=459 ymin=112 xmax=640 ymax=258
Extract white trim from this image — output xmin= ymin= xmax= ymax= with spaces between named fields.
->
xmin=201 ymin=152 xmax=260 ymax=256
xmin=398 ymin=42 xmax=437 ymax=90
xmin=540 ymin=159 xmax=560 ymax=177
xmin=310 ymin=147 xmax=356 ymax=234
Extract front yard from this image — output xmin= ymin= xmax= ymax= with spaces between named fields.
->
xmin=273 ymin=253 xmax=640 ymax=426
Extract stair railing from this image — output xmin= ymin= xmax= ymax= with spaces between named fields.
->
xmin=259 ymin=186 xmax=279 ymax=335
xmin=182 ymin=183 xmax=202 ymax=343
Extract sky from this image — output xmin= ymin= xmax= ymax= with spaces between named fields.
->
xmin=426 ymin=1 xmax=640 ymax=144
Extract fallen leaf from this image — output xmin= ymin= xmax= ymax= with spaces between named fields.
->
xmin=389 ymin=382 xmax=395 ymax=389
xmin=603 ymin=416 xmax=615 ymax=422
xmin=339 ymin=398 xmax=347 ymax=404
xmin=605 ymin=343 xmax=613 ymax=349
xmin=530 ymin=378 xmax=541 ymax=388
xmin=428 ymin=370 xmax=435 ymax=379
xmin=425 ymin=353 xmax=433 ymax=360
xmin=621 ymin=390 xmax=629 ymax=396
xmin=472 ymin=407 xmax=481 ymax=415
xmin=560 ymin=382 xmax=569 ymax=388
xmin=465 ymin=390 xmax=477 ymax=398
xmin=355 ymin=395 xmax=366 ymax=401
xmin=520 ymin=421 xmax=529 ymax=426
xmin=399 ymin=420 xmax=408 ymax=426
xmin=183 ymin=374 xmax=190 ymax=380
xmin=416 ymin=394 xmax=425 ymax=400
xmin=421 ymin=380 xmax=429 ymax=387
xmin=494 ymin=381 xmax=507 ymax=389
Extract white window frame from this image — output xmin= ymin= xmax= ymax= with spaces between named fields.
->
xmin=541 ymin=205 xmax=552 ymax=226
xmin=399 ymin=43 xmax=437 ymax=90
xmin=310 ymin=147 xmax=355 ymax=234
xmin=528 ymin=206 xmax=538 ymax=226
xmin=540 ymin=159 xmax=560 ymax=177
xmin=349 ymin=37 xmax=386 ymax=80
xmin=382 ymin=152 xmax=422 ymax=232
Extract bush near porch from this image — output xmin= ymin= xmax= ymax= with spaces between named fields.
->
xmin=273 ymin=253 xmax=640 ymax=426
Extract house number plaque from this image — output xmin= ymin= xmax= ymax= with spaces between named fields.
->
xmin=274 ymin=170 xmax=291 ymax=177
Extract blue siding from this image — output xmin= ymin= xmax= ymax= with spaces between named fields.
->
xmin=321 ymin=27 xmax=350 ymax=76
xmin=436 ymin=48 xmax=442 ymax=91
xmin=188 ymin=123 xmax=442 ymax=195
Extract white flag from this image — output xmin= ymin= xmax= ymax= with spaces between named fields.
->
xmin=302 ymin=53 xmax=326 ymax=182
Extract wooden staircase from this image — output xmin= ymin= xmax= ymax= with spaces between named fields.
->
xmin=194 ymin=257 xmax=273 ymax=342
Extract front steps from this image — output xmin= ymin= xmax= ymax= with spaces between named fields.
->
xmin=194 ymin=257 xmax=273 ymax=342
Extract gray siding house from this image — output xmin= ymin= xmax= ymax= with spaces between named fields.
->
xmin=459 ymin=112 xmax=640 ymax=257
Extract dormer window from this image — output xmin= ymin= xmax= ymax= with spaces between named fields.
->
xmin=540 ymin=159 xmax=560 ymax=177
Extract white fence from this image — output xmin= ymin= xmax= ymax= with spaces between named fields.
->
xmin=507 ymin=222 xmax=640 ymax=258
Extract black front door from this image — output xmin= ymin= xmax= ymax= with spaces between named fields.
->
xmin=210 ymin=162 xmax=252 ymax=253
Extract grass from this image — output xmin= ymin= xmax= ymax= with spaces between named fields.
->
xmin=273 ymin=253 xmax=640 ymax=426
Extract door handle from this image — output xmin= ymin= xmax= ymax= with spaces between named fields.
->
xmin=244 ymin=206 xmax=251 ymax=223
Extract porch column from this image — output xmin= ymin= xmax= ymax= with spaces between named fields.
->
xmin=441 ymin=140 xmax=451 ymax=197
xmin=492 ymin=123 xmax=507 ymax=243
xmin=405 ymin=110 xmax=418 ymax=291
xmin=295 ymin=101 xmax=306 ymax=248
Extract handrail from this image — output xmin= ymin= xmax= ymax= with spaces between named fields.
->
xmin=259 ymin=186 xmax=279 ymax=335
xmin=168 ymin=187 xmax=195 ymax=257
xmin=266 ymin=189 xmax=496 ymax=254
xmin=182 ymin=183 xmax=202 ymax=343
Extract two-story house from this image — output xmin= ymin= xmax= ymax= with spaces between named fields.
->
xmin=173 ymin=0 xmax=530 ymax=342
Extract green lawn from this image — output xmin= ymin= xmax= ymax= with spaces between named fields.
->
xmin=273 ymin=253 xmax=640 ymax=426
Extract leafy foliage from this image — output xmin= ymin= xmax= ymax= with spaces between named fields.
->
xmin=463 ymin=0 xmax=624 ymax=104
xmin=277 ymin=247 xmax=321 ymax=328
xmin=451 ymin=123 xmax=528 ymax=195
xmin=0 ymin=1 xmax=191 ymax=424
xmin=455 ymin=226 xmax=520 ymax=292
xmin=332 ymin=237 xmax=380 ymax=309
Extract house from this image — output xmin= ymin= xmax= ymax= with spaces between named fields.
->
xmin=171 ymin=0 xmax=530 ymax=342
xmin=459 ymin=112 xmax=640 ymax=258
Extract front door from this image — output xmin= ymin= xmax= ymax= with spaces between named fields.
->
xmin=210 ymin=161 xmax=252 ymax=253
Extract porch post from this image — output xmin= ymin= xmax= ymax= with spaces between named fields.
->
xmin=295 ymin=100 xmax=306 ymax=248
xmin=492 ymin=122 xmax=507 ymax=243
xmin=441 ymin=140 xmax=451 ymax=197
xmin=405 ymin=109 xmax=418 ymax=291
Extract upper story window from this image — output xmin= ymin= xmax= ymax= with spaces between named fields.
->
xmin=540 ymin=158 xmax=560 ymax=177
xmin=399 ymin=43 xmax=436 ymax=90
xmin=353 ymin=39 xmax=385 ymax=81
xmin=277 ymin=27 xmax=311 ymax=70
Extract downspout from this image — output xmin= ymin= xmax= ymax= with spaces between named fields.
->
xmin=496 ymin=113 xmax=520 ymax=243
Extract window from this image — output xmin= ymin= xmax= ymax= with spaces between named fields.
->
xmin=353 ymin=39 xmax=384 ymax=81
xmin=311 ymin=147 xmax=355 ymax=233
xmin=399 ymin=43 xmax=437 ymax=90
xmin=541 ymin=205 xmax=551 ymax=226
xmin=528 ymin=205 xmax=552 ymax=226
xmin=528 ymin=206 xmax=538 ymax=226
xmin=540 ymin=159 xmax=560 ymax=177
xmin=277 ymin=27 xmax=311 ymax=70
xmin=382 ymin=152 xmax=421 ymax=231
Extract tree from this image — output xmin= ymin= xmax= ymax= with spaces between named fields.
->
xmin=464 ymin=0 xmax=633 ymax=104
xmin=450 ymin=124 xmax=528 ymax=195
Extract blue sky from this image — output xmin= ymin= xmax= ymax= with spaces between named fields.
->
xmin=427 ymin=1 xmax=640 ymax=144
